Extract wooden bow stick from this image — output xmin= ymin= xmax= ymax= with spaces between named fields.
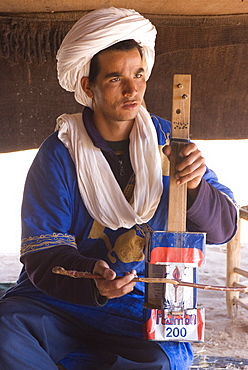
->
xmin=52 ymin=266 xmax=248 ymax=292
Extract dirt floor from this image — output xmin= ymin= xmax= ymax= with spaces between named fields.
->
xmin=190 ymin=244 xmax=248 ymax=369
xmin=1 ymin=243 xmax=248 ymax=369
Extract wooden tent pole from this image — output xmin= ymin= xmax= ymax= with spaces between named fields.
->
xmin=226 ymin=217 xmax=241 ymax=317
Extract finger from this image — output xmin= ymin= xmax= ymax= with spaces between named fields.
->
xmin=101 ymin=268 xmax=116 ymax=280
xmin=125 ymin=269 xmax=137 ymax=277
xmin=176 ymin=156 xmax=205 ymax=178
xmin=162 ymin=145 xmax=171 ymax=157
xmin=176 ymin=161 xmax=206 ymax=182
xmin=99 ymin=282 xmax=136 ymax=299
xmin=177 ymin=150 xmax=204 ymax=172
xmin=175 ymin=163 xmax=206 ymax=186
xmin=179 ymin=142 xmax=198 ymax=158
xmin=96 ymin=278 xmax=136 ymax=299
xmin=95 ymin=271 xmax=137 ymax=299
xmin=115 ymin=270 xmax=137 ymax=288
xmin=93 ymin=260 xmax=116 ymax=280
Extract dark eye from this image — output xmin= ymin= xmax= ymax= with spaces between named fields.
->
xmin=110 ymin=77 xmax=120 ymax=82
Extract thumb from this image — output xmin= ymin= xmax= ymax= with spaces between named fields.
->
xmin=93 ymin=260 xmax=116 ymax=280
xmin=162 ymin=144 xmax=172 ymax=158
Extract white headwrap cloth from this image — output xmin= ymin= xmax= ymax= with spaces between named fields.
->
xmin=56 ymin=7 xmax=157 ymax=107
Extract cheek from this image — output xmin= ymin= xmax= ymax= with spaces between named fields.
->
xmin=101 ymin=89 xmax=120 ymax=108
xmin=92 ymin=88 xmax=105 ymax=106
xmin=141 ymin=80 xmax=147 ymax=93
xmin=136 ymin=79 xmax=146 ymax=96
xmin=94 ymin=85 xmax=115 ymax=103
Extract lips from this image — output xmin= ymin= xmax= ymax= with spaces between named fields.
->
xmin=122 ymin=100 xmax=139 ymax=109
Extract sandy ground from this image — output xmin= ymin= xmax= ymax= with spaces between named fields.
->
xmin=1 ymin=243 xmax=248 ymax=362
xmin=192 ymin=243 xmax=248 ymax=360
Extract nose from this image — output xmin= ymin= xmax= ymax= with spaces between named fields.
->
xmin=123 ymin=79 xmax=137 ymax=97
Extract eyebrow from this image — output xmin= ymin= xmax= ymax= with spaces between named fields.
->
xmin=105 ymin=67 xmax=145 ymax=79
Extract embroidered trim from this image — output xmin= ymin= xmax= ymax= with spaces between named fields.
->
xmin=123 ymin=173 xmax=135 ymax=203
xmin=21 ymin=233 xmax=77 ymax=257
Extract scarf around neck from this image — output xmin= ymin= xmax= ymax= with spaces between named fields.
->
xmin=56 ymin=105 xmax=163 ymax=230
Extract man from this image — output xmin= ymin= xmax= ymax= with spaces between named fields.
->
xmin=0 ymin=7 xmax=237 ymax=370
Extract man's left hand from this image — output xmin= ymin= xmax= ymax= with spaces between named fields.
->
xmin=163 ymin=142 xmax=206 ymax=189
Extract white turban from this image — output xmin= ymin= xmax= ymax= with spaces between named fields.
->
xmin=56 ymin=7 xmax=157 ymax=107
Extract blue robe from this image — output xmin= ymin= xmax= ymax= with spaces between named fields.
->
xmin=3 ymin=111 xmax=236 ymax=370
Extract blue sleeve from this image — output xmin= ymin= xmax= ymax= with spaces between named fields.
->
xmin=21 ymin=132 xmax=76 ymax=252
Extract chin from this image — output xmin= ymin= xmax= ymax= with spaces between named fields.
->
xmin=121 ymin=108 xmax=140 ymax=121
xmin=120 ymin=114 xmax=138 ymax=122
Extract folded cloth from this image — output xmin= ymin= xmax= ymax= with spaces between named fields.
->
xmin=56 ymin=105 xmax=163 ymax=230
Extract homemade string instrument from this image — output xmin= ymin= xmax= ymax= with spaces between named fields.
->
xmin=52 ymin=75 xmax=245 ymax=342
xmin=143 ymin=74 xmax=205 ymax=341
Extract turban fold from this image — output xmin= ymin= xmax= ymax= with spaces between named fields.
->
xmin=56 ymin=7 xmax=157 ymax=107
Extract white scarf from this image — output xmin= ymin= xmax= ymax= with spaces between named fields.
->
xmin=56 ymin=105 xmax=163 ymax=230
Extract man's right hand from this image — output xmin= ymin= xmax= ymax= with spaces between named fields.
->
xmin=93 ymin=260 xmax=136 ymax=299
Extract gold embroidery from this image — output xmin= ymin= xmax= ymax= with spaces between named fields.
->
xmin=88 ymin=220 xmax=113 ymax=252
xmin=88 ymin=221 xmax=145 ymax=264
xmin=108 ymin=229 xmax=145 ymax=263
xmin=21 ymin=233 xmax=77 ymax=257
xmin=123 ymin=173 xmax=135 ymax=203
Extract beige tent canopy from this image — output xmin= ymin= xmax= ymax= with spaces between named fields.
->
xmin=1 ymin=0 xmax=248 ymax=15
xmin=1 ymin=0 xmax=248 ymax=151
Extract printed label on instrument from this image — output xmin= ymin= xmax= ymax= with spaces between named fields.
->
xmin=143 ymin=308 xmax=205 ymax=342
xmin=165 ymin=264 xmax=197 ymax=312
xmin=144 ymin=263 xmax=197 ymax=311
xmin=148 ymin=231 xmax=206 ymax=267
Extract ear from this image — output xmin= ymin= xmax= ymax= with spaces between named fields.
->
xmin=81 ymin=77 xmax=94 ymax=99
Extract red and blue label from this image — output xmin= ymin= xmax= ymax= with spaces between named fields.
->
xmin=148 ymin=231 xmax=206 ymax=267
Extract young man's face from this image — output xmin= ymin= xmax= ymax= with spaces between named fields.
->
xmin=89 ymin=48 xmax=146 ymax=126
